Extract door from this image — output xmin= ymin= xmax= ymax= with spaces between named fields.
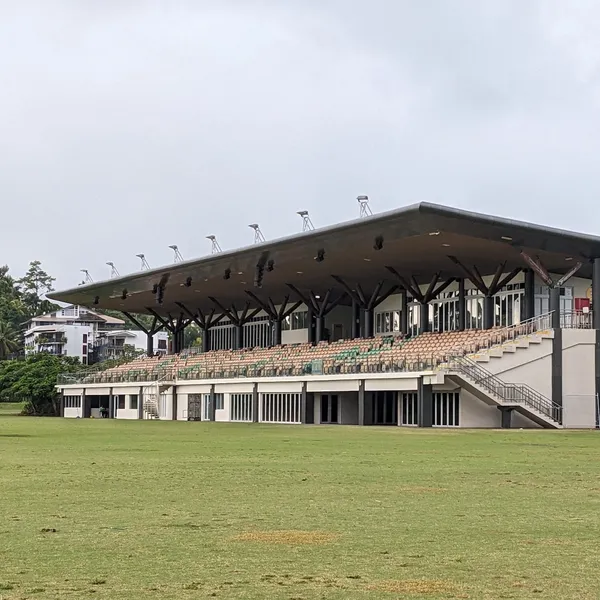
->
xmin=320 ymin=394 xmax=339 ymax=424
xmin=188 ymin=394 xmax=202 ymax=421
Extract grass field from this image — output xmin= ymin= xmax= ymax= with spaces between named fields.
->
xmin=1 ymin=420 xmax=600 ymax=600
xmin=0 ymin=402 xmax=24 ymax=416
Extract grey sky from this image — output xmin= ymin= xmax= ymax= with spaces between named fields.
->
xmin=1 ymin=0 xmax=599 ymax=290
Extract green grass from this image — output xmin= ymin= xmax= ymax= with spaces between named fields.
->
xmin=0 ymin=401 xmax=24 ymax=416
xmin=1 ymin=420 xmax=600 ymax=599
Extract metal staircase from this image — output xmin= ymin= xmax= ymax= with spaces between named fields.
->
xmin=445 ymin=355 xmax=562 ymax=428
xmin=142 ymin=375 xmax=170 ymax=419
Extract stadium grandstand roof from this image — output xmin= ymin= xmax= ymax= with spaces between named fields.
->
xmin=48 ymin=202 xmax=600 ymax=316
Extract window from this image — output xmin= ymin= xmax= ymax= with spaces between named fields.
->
xmin=231 ymin=394 xmax=253 ymax=421
xmin=117 ymin=395 xmax=126 ymax=410
xmin=281 ymin=315 xmax=291 ymax=331
xmin=158 ymin=339 xmax=167 ymax=350
xmin=215 ymin=393 xmax=224 ymax=410
xmin=433 ymin=392 xmax=459 ymax=427
xmin=291 ymin=311 xmax=308 ymax=330
xmin=260 ymin=393 xmax=302 ymax=423
xmin=83 ymin=333 xmax=88 ymax=343
xmin=64 ymin=396 xmax=82 ymax=408
xmin=401 ymin=393 xmax=418 ymax=426
xmin=130 ymin=395 xmax=138 ymax=410
xmin=375 ymin=310 xmax=401 ymax=333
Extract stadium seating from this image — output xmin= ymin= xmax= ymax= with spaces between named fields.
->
xmin=82 ymin=328 xmax=509 ymax=384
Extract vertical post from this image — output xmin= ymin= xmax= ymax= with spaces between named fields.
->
xmin=201 ymin=328 xmax=210 ymax=353
xmin=59 ymin=390 xmax=65 ymax=417
xmin=138 ymin=386 xmax=144 ymax=420
xmin=147 ymin=333 xmax=154 ymax=357
xmin=419 ymin=302 xmax=430 ymax=333
xmin=550 ymin=286 xmax=561 ymax=329
xmin=364 ymin=308 xmax=374 ymax=338
xmin=236 ymin=324 xmax=244 ymax=350
xmin=524 ymin=268 xmax=535 ymax=320
xmin=252 ymin=382 xmax=259 ymax=423
xmin=209 ymin=384 xmax=216 ymax=422
xmin=272 ymin=319 xmax=282 ymax=346
xmin=458 ymin=278 xmax=466 ymax=331
xmin=417 ymin=377 xmax=433 ymax=427
xmin=82 ymin=389 xmax=90 ymax=418
xmin=401 ymin=291 xmax=408 ymax=336
xmin=315 ymin=316 xmax=325 ymax=343
xmin=108 ymin=387 xmax=114 ymax=419
xmin=172 ymin=385 xmax=177 ymax=420
xmin=351 ymin=300 xmax=361 ymax=339
xmin=307 ymin=308 xmax=315 ymax=345
xmin=593 ymin=258 xmax=600 ymax=428
xmin=483 ymin=295 xmax=495 ymax=330
xmin=300 ymin=381 xmax=308 ymax=424
xmin=358 ymin=379 xmax=365 ymax=426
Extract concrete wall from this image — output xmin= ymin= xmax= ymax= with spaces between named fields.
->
xmin=482 ymin=338 xmax=553 ymax=400
xmin=459 ymin=389 xmax=502 ymax=428
xmin=117 ymin=408 xmax=138 ymax=420
xmin=282 ymin=329 xmax=308 ymax=345
xmin=562 ymin=329 xmax=596 ymax=428
xmin=64 ymin=407 xmax=82 ymax=418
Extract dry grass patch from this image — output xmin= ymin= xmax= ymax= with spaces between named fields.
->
xmin=397 ymin=486 xmax=448 ymax=493
xmin=367 ymin=579 xmax=457 ymax=595
xmin=232 ymin=530 xmax=338 ymax=545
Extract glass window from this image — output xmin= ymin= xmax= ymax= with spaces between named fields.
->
xmin=118 ymin=395 xmax=126 ymax=410
xmin=215 ymin=394 xmax=224 ymax=410
xmin=158 ymin=339 xmax=167 ymax=349
xmin=281 ymin=315 xmax=291 ymax=331
xmin=130 ymin=395 xmax=138 ymax=410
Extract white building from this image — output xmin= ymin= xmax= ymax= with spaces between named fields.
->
xmin=24 ymin=305 xmax=168 ymax=365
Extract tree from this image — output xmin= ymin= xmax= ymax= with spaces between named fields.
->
xmin=0 ymin=321 xmax=19 ymax=359
xmin=0 ymin=353 xmax=83 ymax=415
xmin=17 ymin=261 xmax=57 ymax=317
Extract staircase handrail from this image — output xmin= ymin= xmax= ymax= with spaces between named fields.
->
xmin=446 ymin=355 xmax=561 ymax=423
xmin=446 ymin=312 xmax=554 ymax=358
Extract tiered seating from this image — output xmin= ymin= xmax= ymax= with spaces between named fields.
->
xmin=85 ymin=328 xmax=496 ymax=384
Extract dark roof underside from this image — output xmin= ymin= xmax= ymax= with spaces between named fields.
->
xmin=49 ymin=202 xmax=600 ymax=316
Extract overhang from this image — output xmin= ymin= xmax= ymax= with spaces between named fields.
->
xmin=48 ymin=202 xmax=600 ymax=317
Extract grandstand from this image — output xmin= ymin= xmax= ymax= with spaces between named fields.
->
xmin=51 ymin=202 xmax=600 ymax=429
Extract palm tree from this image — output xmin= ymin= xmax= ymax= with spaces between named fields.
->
xmin=0 ymin=320 xmax=19 ymax=360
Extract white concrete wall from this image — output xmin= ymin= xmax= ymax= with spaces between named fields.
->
xmin=177 ymin=393 xmax=189 ymax=420
xmin=459 ymin=389 xmax=502 ymax=428
xmin=562 ymin=329 xmax=596 ymax=428
xmin=482 ymin=338 xmax=553 ymax=400
xmin=117 ymin=408 xmax=138 ymax=420
xmin=215 ymin=393 xmax=230 ymax=422
xmin=64 ymin=407 xmax=82 ymax=418
xmin=282 ymin=329 xmax=309 ymax=345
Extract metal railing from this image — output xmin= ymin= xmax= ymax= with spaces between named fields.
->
xmin=445 ymin=355 xmax=561 ymax=424
xmin=560 ymin=310 xmax=593 ymax=329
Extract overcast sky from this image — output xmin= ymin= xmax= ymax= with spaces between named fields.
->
xmin=2 ymin=1 xmax=600 ymax=290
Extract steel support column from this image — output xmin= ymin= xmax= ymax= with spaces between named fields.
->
xmin=236 ymin=324 xmax=244 ymax=350
xmin=550 ymin=286 xmax=561 ymax=329
xmin=108 ymin=387 xmax=114 ymax=419
xmin=363 ymin=308 xmax=374 ymax=338
xmin=59 ymin=391 xmax=65 ymax=418
xmin=417 ymin=377 xmax=433 ymax=427
xmin=458 ymin=278 xmax=466 ymax=331
xmin=419 ymin=302 xmax=430 ymax=333
xmin=209 ymin=384 xmax=216 ymax=422
xmin=483 ymin=295 xmax=495 ymax=330
xmin=252 ymin=382 xmax=259 ymax=423
xmin=201 ymin=328 xmax=210 ymax=353
xmin=315 ymin=316 xmax=325 ymax=343
xmin=524 ymin=269 xmax=535 ymax=320
xmin=146 ymin=334 xmax=154 ymax=357
xmin=401 ymin=291 xmax=408 ymax=335
xmin=307 ymin=307 xmax=315 ymax=344
xmin=351 ymin=300 xmax=361 ymax=339
xmin=138 ymin=386 xmax=144 ymax=420
xmin=300 ymin=381 xmax=308 ymax=424
xmin=82 ymin=390 xmax=90 ymax=418
xmin=172 ymin=385 xmax=177 ymax=421
xmin=272 ymin=319 xmax=282 ymax=346
xmin=358 ymin=379 xmax=365 ymax=426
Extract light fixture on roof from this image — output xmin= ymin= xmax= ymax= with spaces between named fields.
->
xmin=206 ymin=235 xmax=222 ymax=254
xmin=249 ymin=223 xmax=266 ymax=243
xmin=106 ymin=262 xmax=120 ymax=278
xmin=442 ymin=243 xmax=451 ymax=248
xmin=297 ymin=210 xmax=315 ymax=231
xmin=80 ymin=269 xmax=93 ymax=284
xmin=565 ymin=257 xmax=573 ymax=261
xmin=168 ymin=245 xmax=183 ymax=263
xmin=429 ymin=231 xmax=440 ymax=236
xmin=501 ymin=236 xmax=513 ymax=241
xmin=357 ymin=195 xmax=373 ymax=218
xmin=136 ymin=254 xmax=150 ymax=270
xmin=363 ymin=258 xmax=371 ymax=262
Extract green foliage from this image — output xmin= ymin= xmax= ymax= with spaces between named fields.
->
xmin=0 ymin=353 xmax=82 ymax=415
xmin=0 ymin=261 xmax=59 ymax=355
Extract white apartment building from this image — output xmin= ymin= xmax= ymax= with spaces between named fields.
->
xmin=24 ymin=305 xmax=168 ymax=364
